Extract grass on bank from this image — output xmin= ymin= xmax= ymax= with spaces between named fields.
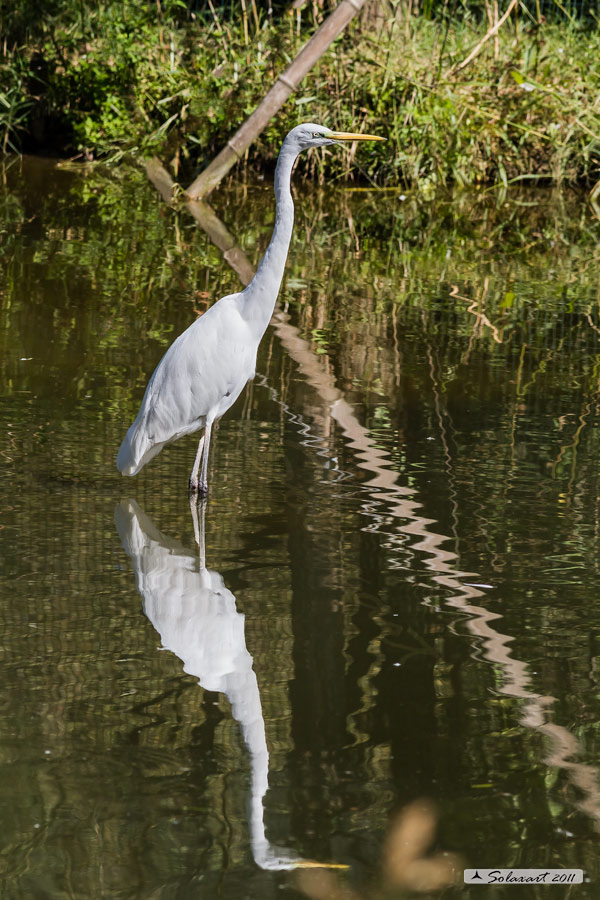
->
xmin=1 ymin=1 xmax=599 ymax=188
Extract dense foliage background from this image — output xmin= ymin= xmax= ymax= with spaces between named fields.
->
xmin=1 ymin=0 xmax=599 ymax=187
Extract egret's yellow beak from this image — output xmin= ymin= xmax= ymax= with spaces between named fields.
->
xmin=291 ymin=860 xmax=351 ymax=870
xmin=326 ymin=131 xmax=385 ymax=142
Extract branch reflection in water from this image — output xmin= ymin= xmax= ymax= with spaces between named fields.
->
xmin=114 ymin=497 xmax=346 ymax=872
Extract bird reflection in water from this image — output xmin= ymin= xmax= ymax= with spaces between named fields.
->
xmin=115 ymin=497 xmax=343 ymax=872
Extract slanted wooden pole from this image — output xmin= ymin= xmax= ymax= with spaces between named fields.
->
xmin=185 ymin=0 xmax=365 ymax=200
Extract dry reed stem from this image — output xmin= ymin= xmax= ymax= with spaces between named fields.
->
xmin=449 ymin=0 xmax=517 ymax=74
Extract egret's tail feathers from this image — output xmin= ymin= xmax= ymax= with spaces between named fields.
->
xmin=117 ymin=419 xmax=166 ymax=477
xmin=114 ymin=500 xmax=148 ymax=554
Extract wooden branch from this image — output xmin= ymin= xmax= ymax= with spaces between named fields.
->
xmin=185 ymin=0 xmax=365 ymax=200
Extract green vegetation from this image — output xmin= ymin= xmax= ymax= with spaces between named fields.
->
xmin=1 ymin=0 xmax=599 ymax=187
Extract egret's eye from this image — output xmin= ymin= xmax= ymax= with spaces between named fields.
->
xmin=313 ymin=132 xmax=320 ymax=138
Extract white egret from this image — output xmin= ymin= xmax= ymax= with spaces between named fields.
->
xmin=117 ymin=123 xmax=384 ymax=494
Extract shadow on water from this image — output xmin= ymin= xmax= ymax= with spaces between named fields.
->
xmin=1 ymin=155 xmax=600 ymax=897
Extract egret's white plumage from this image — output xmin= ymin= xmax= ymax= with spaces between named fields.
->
xmin=116 ymin=294 xmax=256 ymax=477
xmin=116 ymin=123 xmax=384 ymax=493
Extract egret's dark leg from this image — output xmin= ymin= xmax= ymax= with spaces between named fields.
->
xmin=189 ymin=434 xmax=205 ymax=494
xmin=198 ymin=420 xmax=213 ymax=495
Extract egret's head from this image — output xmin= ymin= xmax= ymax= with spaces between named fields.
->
xmin=287 ymin=123 xmax=385 ymax=151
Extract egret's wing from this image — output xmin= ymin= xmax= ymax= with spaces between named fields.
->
xmin=143 ymin=295 xmax=252 ymax=430
xmin=117 ymin=294 xmax=256 ymax=474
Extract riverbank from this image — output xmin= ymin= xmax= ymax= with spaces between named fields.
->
xmin=2 ymin=2 xmax=599 ymax=188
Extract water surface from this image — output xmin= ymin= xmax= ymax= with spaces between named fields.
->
xmin=1 ymin=156 xmax=600 ymax=898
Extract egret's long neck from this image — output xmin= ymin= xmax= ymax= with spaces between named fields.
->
xmin=243 ymin=141 xmax=297 ymax=336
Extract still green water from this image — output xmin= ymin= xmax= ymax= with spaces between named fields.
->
xmin=1 ymin=155 xmax=600 ymax=899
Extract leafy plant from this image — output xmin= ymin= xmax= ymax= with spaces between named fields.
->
xmin=1 ymin=0 xmax=599 ymax=186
